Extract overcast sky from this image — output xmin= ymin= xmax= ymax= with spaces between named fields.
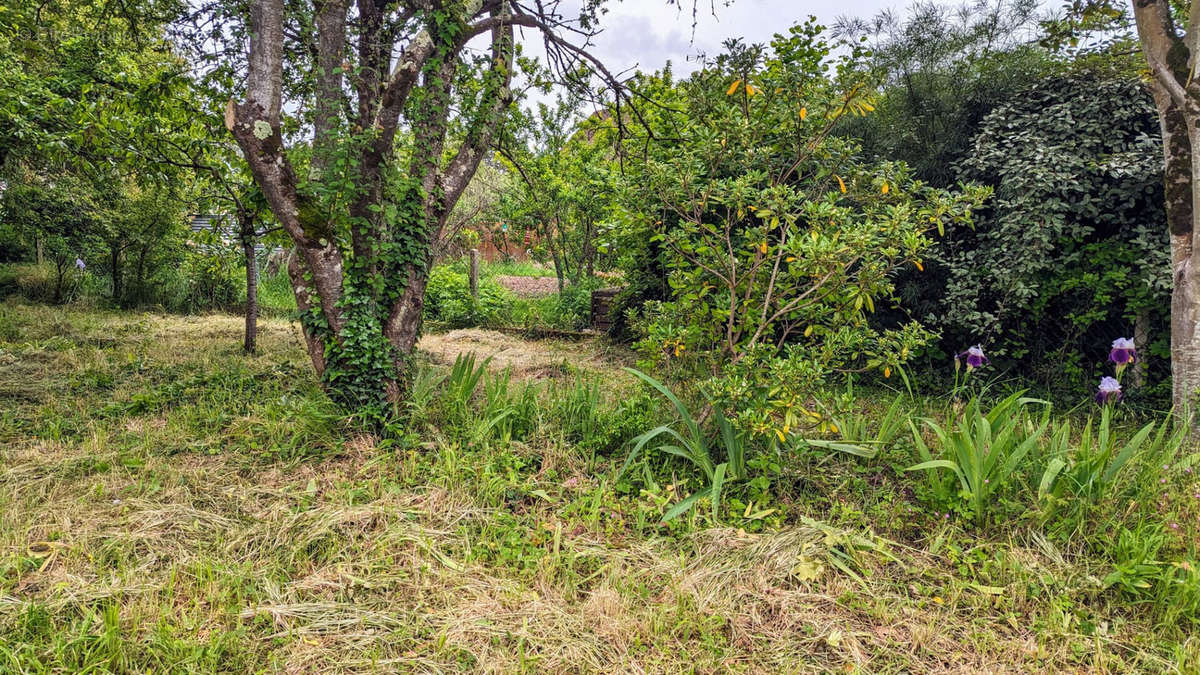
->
xmin=531 ymin=0 xmax=904 ymax=79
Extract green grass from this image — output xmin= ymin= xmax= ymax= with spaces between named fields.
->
xmin=478 ymin=259 xmax=557 ymax=278
xmin=0 ymin=299 xmax=1197 ymax=672
xmin=257 ymin=270 xmax=297 ymax=317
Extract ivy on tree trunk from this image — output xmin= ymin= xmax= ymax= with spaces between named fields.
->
xmin=225 ymin=0 xmax=633 ymax=418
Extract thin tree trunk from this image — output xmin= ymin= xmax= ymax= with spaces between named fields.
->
xmin=134 ymin=244 xmax=148 ymax=306
xmin=243 ymin=237 xmax=258 ymax=354
xmin=549 ymin=234 xmax=565 ymax=293
xmin=584 ymin=219 xmax=595 ymax=278
xmin=53 ymin=258 xmax=66 ymax=304
xmin=110 ymin=246 xmax=121 ymax=304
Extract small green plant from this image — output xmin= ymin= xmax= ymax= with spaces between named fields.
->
xmin=1038 ymin=406 xmax=1188 ymax=529
xmin=554 ymin=375 xmax=603 ymax=444
xmin=445 ymin=353 xmax=490 ymax=410
xmin=1100 ymin=523 xmax=1200 ymax=628
xmin=619 ymin=367 xmax=747 ymax=522
xmin=823 ymin=392 xmax=909 ymax=455
xmin=620 ymin=368 xmax=875 ymax=523
xmin=906 ymin=391 xmax=1050 ymax=526
xmin=401 ymin=360 xmax=446 ymax=424
xmin=479 ymin=368 xmax=539 ymax=444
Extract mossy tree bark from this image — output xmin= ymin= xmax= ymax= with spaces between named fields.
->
xmin=1133 ymin=0 xmax=1200 ymax=420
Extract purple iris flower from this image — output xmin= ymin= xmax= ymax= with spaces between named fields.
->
xmin=1096 ymin=376 xmax=1122 ymax=404
xmin=1109 ymin=337 xmax=1136 ymax=366
xmin=75 ymin=257 xmax=85 ymax=270
xmin=957 ymin=345 xmax=988 ymax=370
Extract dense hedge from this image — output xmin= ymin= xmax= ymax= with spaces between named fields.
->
xmin=890 ymin=69 xmax=1169 ymax=397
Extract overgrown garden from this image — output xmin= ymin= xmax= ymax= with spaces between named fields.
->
xmin=2 ymin=0 xmax=1199 ymax=671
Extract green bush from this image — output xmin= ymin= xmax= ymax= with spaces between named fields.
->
xmin=163 ymin=249 xmax=243 ymax=314
xmin=424 ymin=262 xmax=514 ymax=328
xmin=613 ymin=27 xmax=987 ymax=439
xmin=897 ymin=69 xmax=1170 ymax=396
xmin=0 ymin=263 xmax=86 ymax=304
xmin=509 ymin=278 xmax=602 ymax=331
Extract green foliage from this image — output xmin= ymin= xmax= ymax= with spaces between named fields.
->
xmin=918 ymin=70 xmax=1169 ymax=392
xmin=619 ymin=368 xmax=746 ymax=522
xmin=1037 ymin=406 xmax=1189 ymax=531
xmin=0 ymin=263 xmax=82 ymax=304
xmin=620 ymin=368 xmax=875 ymax=523
xmin=0 ymin=175 xmax=102 ymax=304
xmin=257 ymin=269 xmax=298 ymax=316
xmin=1101 ymin=524 xmax=1200 ymax=628
xmin=828 ymin=391 xmax=910 ymax=451
xmin=0 ymin=0 xmax=186 ymax=168
xmin=169 ymin=245 xmax=242 ymax=314
xmin=835 ymin=2 xmax=1165 ymax=396
xmin=615 ymin=28 xmax=987 ymax=438
xmin=424 ymin=263 xmax=514 ymax=328
xmin=835 ymin=0 xmax=1054 ymax=186
xmin=495 ymin=93 xmax=617 ymax=288
xmin=907 ymin=391 xmax=1051 ymax=526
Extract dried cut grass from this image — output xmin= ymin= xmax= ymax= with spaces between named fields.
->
xmin=0 ymin=303 xmax=1184 ymax=673
xmin=418 ymin=328 xmax=622 ymax=379
xmin=0 ymin=443 xmax=1175 ymax=674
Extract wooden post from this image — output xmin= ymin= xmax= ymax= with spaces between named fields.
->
xmin=36 ymin=237 xmax=43 ymax=265
xmin=469 ymin=248 xmax=479 ymax=299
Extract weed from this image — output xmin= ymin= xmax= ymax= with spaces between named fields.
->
xmin=907 ymin=391 xmax=1050 ymax=526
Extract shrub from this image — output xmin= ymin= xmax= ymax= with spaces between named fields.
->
xmin=424 ymin=262 xmax=513 ymax=328
xmin=902 ymin=69 xmax=1170 ymax=396
xmin=165 ymin=248 xmax=243 ymax=314
xmin=258 ymin=269 xmax=297 ymax=317
xmin=615 ymin=26 xmax=988 ymax=438
xmin=509 ymin=277 xmax=603 ymax=331
xmin=0 ymin=264 xmax=59 ymax=303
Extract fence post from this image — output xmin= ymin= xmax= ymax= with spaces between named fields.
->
xmin=469 ymin=248 xmax=479 ymax=299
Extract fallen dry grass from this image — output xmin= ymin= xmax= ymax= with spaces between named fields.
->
xmin=0 ymin=300 xmax=1192 ymax=672
xmin=418 ymin=328 xmax=628 ymax=379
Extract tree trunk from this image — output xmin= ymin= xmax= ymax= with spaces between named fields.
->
xmin=1134 ymin=0 xmax=1200 ymax=420
xmin=551 ymin=243 xmax=565 ymax=293
xmin=1170 ymin=118 xmax=1200 ymax=416
xmin=287 ymin=249 xmax=327 ymax=376
xmin=243 ymin=236 xmax=258 ymax=354
xmin=133 ymin=244 xmax=148 ymax=307
xmin=110 ymin=246 xmax=122 ymax=303
xmin=584 ymin=219 xmax=595 ymax=278
xmin=227 ymin=0 xmax=518 ymax=414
